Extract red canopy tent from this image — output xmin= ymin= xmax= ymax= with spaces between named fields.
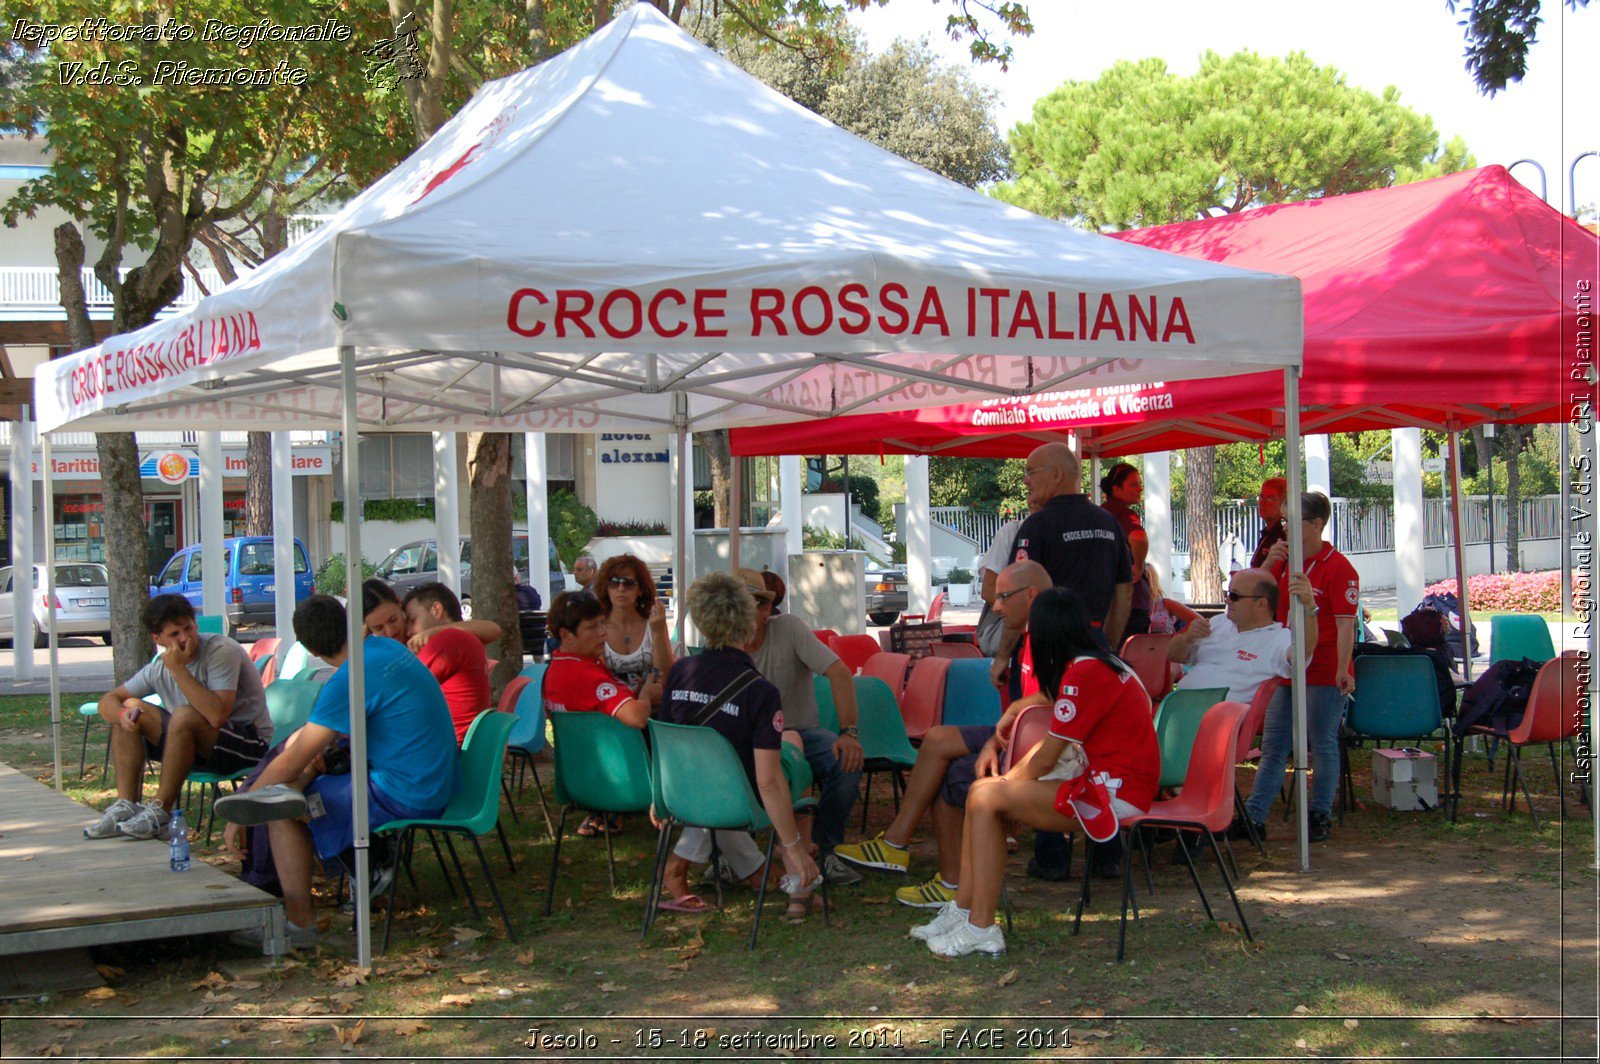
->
xmin=732 ymin=166 xmax=1597 ymax=459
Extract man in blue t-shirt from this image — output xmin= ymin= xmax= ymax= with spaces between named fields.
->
xmin=216 ymin=595 xmax=458 ymax=950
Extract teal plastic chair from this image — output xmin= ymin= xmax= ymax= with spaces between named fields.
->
xmin=643 ymin=719 xmax=826 ymax=949
xmin=1490 ymin=615 xmax=1555 ymax=664
xmin=940 ymin=657 xmax=1002 ymax=728
xmin=376 ymin=710 xmax=518 ymax=951
xmin=813 ymin=674 xmax=841 ymax=733
xmin=197 ymin=614 xmax=226 ymax=636
xmin=1341 ymin=655 xmax=1451 ymax=815
xmin=543 ymin=711 xmax=654 ymax=915
xmin=1153 ymin=688 xmax=1228 ymax=791
xmin=503 ymin=666 xmax=555 ymax=835
xmin=855 ymin=675 xmax=918 ymax=833
xmin=185 ymin=676 xmax=324 ymax=841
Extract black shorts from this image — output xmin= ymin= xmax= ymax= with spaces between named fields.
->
xmin=938 ymin=725 xmax=996 ymax=809
xmin=143 ymin=709 xmax=270 ymax=776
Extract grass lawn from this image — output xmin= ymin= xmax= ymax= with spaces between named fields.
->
xmin=0 ymin=692 xmax=1594 ymax=1060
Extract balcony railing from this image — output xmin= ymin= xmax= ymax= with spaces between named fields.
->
xmin=0 ymin=265 xmax=235 ymax=318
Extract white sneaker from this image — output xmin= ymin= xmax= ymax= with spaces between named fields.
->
xmin=927 ymin=918 xmax=1007 ymax=958
xmin=84 ymin=798 xmax=141 ymax=839
xmin=909 ymin=900 xmax=969 ymax=942
xmin=116 ymin=802 xmax=171 ymax=841
xmin=215 ymin=783 xmax=306 ymax=826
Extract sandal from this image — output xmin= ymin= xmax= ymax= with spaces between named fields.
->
xmin=659 ymin=893 xmax=711 ymax=913
xmin=785 ymin=894 xmax=817 ymax=923
xmin=576 ymin=813 xmax=622 ymax=838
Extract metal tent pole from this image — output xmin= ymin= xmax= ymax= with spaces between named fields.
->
xmin=340 ymin=344 xmax=372 ymax=967
xmin=41 ymin=432 xmax=62 ymax=791
xmin=1283 ymin=369 xmax=1310 ymax=872
xmin=1447 ymin=432 xmax=1475 ymax=680
xmin=199 ymin=433 xmax=225 ymax=621
xmin=272 ymin=433 xmax=296 ymax=674
xmin=433 ymin=433 xmax=461 ymax=593
xmin=729 ymin=455 xmax=743 ymax=570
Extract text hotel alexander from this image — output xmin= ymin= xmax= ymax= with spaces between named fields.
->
xmin=1572 ymin=277 xmax=1595 ymax=788
xmin=11 ymin=17 xmax=351 ymax=88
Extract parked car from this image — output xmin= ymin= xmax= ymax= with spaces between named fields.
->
xmin=375 ymin=533 xmax=566 ymax=618
xmin=864 ymin=564 xmax=908 ymax=627
xmin=0 ymin=563 xmax=113 ymax=647
xmin=150 ymin=537 xmax=315 ymax=636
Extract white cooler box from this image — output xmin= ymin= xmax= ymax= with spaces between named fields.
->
xmin=1372 ymin=748 xmax=1439 ymax=811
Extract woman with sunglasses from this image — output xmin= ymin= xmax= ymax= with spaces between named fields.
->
xmin=595 ymin=554 xmax=675 ymax=696
xmin=913 ymin=587 xmax=1159 ymax=958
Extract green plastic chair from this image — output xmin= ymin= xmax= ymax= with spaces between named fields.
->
xmin=644 ymin=719 xmax=826 ymax=949
xmin=1153 ymin=688 xmax=1228 ymax=791
xmin=376 ymin=710 xmax=518 ymax=951
xmin=1490 ymin=615 xmax=1555 ymax=664
xmin=813 ymin=674 xmax=841 ymax=733
xmin=855 ymin=675 xmax=918 ymax=833
xmin=543 ymin=711 xmax=654 ymax=915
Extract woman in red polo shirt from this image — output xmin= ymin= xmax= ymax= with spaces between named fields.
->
xmin=544 ymin=592 xmax=661 ymax=837
xmin=913 ymin=587 xmax=1159 ymax=958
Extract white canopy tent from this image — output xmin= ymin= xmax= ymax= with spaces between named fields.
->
xmin=33 ymin=4 xmax=1303 ymax=962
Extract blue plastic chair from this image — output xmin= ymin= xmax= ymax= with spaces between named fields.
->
xmin=1341 ymin=655 xmax=1451 ymax=815
xmin=504 ymin=665 xmax=554 ymax=835
xmin=939 ymin=657 xmax=1002 ymax=728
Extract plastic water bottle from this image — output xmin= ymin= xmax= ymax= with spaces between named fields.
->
xmin=168 ymin=808 xmax=191 ymax=872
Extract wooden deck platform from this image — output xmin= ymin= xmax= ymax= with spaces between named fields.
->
xmin=0 ymin=762 xmax=286 ymax=957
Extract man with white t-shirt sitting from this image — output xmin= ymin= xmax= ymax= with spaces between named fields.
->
xmin=1166 ymin=567 xmax=1317 ymax=705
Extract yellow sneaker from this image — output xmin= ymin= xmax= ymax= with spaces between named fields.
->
xmin=895 ymin=876 xmax=956 ymax=909
xmin=833 ymin=833 xmax=911 ymax=874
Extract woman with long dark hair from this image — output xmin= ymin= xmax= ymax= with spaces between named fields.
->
xmin=913 ymin=587 xmax=1160 ymax=957
xmin=1099 ymin=462 xmax=1151 ymax=637
xmin=594 ymin=554 xmax=674 ymax=694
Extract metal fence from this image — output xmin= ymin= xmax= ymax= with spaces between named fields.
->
xmin=1173 ymin=496 xmax=1563 ymax=556
xmin=931 ymin=506 xmax=1003 ymax=549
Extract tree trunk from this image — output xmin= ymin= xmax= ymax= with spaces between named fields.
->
xmin=1501 ymin=425 xmax=1527 ymax=571
xmin=53 ymin=223 xmax=154 ymax=676
xmin=1185 ymin=447 xmax=1223 ymax=601
xmin=245 ymin=432 xmax=273 ymax=535
xmin=702 ymin=429 xmax=733 ymax=527
xmin=469 ymin=431 xmax=522 ymax=695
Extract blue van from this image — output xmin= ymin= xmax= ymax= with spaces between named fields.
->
xmin=150 ymin=536 xmax=315 ymax=635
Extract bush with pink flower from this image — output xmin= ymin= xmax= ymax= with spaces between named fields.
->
xmin=1424 ymin=570 xmax=1562 ymax=613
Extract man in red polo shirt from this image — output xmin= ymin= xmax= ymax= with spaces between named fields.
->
xmin=403 ymin=583 xmax=492 ymax=744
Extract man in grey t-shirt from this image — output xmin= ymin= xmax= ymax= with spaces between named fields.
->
xmin=736 ymin=567 xmax=864 ymax=883
xmin=83 ymin=594 xmax=273 ymax=842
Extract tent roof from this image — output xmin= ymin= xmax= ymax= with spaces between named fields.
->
xmin=733 ymin=165 xmax=1597 ymax=457
xmin=35 ymin=4 xmax=1299 ymax=436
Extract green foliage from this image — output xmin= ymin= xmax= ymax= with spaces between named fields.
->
xmin=329 ymin=498 xmax=435 ymax=523
xmin=947 ymin=566 xmax=972 ymax=585
xmin=1448 ymin=1 xmax=1592 ymax=96
xmin=594 ymin=519 xmax=671 ymax=537
xmin=314 ymin=553 xmax=377 ymax=597
xmin=929 ymin=456 xmax=1027 ymax=512
xmin=550 ymin=489 xmax=599 ymax=568
xmin=819 ymin=474 xmax=882 ymax=521
xmin=730 ymin=36 xmax=1008 ymax=187
xmin=890 ymin=538 xmax=908 ymax=564
xmin=803 ymin=525 xmax=866 ymax=551
xmin=996 ymin=51 xmax=1474 ymax=229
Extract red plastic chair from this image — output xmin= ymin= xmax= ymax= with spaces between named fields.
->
xmin=899 ymin=656 xmax=951 ymax=741
xmin=1074 ymin=700 xmax=1255 ymax=962
xmin=830 ymin=634 xmax=882 ymax=674
xmin=1230 ymin=677 xmax=1286 ymax=854
xmin=860 ymin=652 xmax=912 ymax=702
xmin=1000 ymin=703 xmax=1054 ymax=774
xmin=248 ymin=637 xmax=280 ymax=664
xmin=812 ymin=629 xmax=841 ymax=647
xmin=930 ymin=642 xmax=983 ymax=660
xmin=1458 ymin=653 xmax=1588 ymax=828
xmin=1121 ymin=634 xmax=1178 ymax=703
xmin=902 ymin=592 xmax=947 ymax=626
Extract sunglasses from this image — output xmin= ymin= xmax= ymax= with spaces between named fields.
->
xmin=609 ymin=576 xmax=639 ymax=588
xmin=1225 ymin=590 xmax=1266 ymax=602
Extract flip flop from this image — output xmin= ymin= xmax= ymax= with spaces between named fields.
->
xmin=576 ymin=814 xmax=622 ymax=838
xmin=658 ymin=893 xmax=711 ymax=914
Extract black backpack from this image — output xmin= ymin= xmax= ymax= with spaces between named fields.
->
xmin=1419 ymin=591 xmax=1480 ymax=660
xmin=1453 ymin=657 xmax=1542 ymax=737
xmin=1353 ymin=643 xmax=1458 ymax=720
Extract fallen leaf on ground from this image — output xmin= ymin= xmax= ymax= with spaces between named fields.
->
xmin=81 ymin=987 xmax=116 ymax=1001
xmin=459 ymin=970 xmax=491 ymax=985
xmin=232 ymin=1003 xmax=261 ymax=1016
xmin=19 ymin=854 xmax=35 ymax=861
xmin=599 ymin=982 xmax=623 ymax=993
xmin=1314 ymin=919 xmax=1335 ymax=927
xmin=192 ymin=973 xmax=231 ymax=991
xmin=33 ymin=1046 xmax=63 ymax=1058
xmin=288 ymin=999 xmax=333 ymax=1016
xmin=333 ymin=966 xmax=370 ymax=988
xmin=330 ymin=992 xmax=364 ymax=1012
xmin=1078 ymin=1029 xmax=1113 ymax=1040
xmin=1293 ymin=1005 xmax=1310 ymax=1015
xmin=1333 ymin=951 xmax=1352 ymax=961
xmin=1343 ymin=1019 xmax=1360 ymax=1030
xmin=451 ymin=926 xmax=484 ymax=943
xmin=440 ymin=993 xmax=474 ymax=1007
xmin=94 ymin=964 xmax=125 ymax=981
xmin=48 ymin=1021 xmax=83 ymax=1030
xmin=1294 ymin=1038 xmax=1309 ymax=1049
xmin=232 ymin=980 xmax=261 ymax=991
xmin=666 ymin=962 xmax=691 ymax=972
xmin=203 ymin=991 xmax=236 ymax=1004
xmin=996 ymin=969 xmax=1019 ymax=987
xmin=860 ymin=896 xmax=889 ymax=905
xmin=394 ymin=1021 xmax=432 ymax=1035
xmin=514 ymin=950 xmax=535 ymax=965
xmin=332 ymin=1019 xmax=365 ymax=1046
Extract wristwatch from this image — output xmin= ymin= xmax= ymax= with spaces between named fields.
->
xmin=840 ymin=726 xmax=859 ymax=737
